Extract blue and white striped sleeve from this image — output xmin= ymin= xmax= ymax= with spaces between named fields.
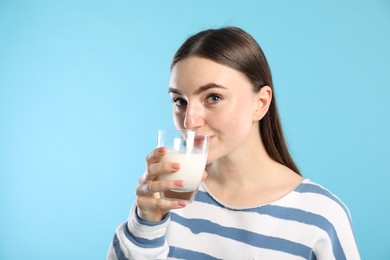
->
xmin=107 ymin=204 xmax=170 ymax=260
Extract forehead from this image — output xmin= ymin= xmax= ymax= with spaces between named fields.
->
xmin=169 ymin=56 xmax=250 ymax=91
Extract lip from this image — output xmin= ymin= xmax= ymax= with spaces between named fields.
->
xmin=197 ymin=134 xmax=214 ymax=140
xmin=192 ymin=133 xmax=214 ymax=148
xmin=192 ymin=135 xmax=208 ymax=143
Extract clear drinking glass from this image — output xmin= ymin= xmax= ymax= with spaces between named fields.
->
xmin=157 ymin=129 xmax=209 ymax=202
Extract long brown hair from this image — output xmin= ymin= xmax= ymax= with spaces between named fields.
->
xmin=171 ymin=26 xmax=301 ymax=176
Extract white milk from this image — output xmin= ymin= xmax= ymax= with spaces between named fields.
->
xmin=159 ymin=151 xmax=208 ymax=192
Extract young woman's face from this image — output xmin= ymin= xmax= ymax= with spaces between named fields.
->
xmin=169 ymin=56 xmax=263 ymax=163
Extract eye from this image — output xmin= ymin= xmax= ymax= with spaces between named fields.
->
xmin=205 ymin=94 xmax=222 ymax=104
xmin=172 ymin=97 xmax=187 ymax=107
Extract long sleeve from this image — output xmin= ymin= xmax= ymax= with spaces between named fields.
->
xmin=107 ymin=204 xmax=170 ymax=260
xmin=108 ymin=180 xmax=360 ymax=259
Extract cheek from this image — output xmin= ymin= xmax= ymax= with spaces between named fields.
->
xmin=221 ymin=102 xmax=254 ymax=129
xmin=206 ymin=111 xmax=252 ymax=163
xmin=173 ymin=111 xmax=185 ymax=129
xmin=212 ymin=108 xmax=252 ymax=138
xmin=216 ymin=105 xmax=255 ymax=145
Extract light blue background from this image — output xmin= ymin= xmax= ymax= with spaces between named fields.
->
xmin=1 ymin=0 xmax=389 ymax=259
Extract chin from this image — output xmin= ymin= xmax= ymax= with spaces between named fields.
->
xmin=205 ymin=151 xmax=218 ymax=165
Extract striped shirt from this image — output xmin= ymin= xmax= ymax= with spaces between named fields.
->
xmin=108 ymin=179 xmax=360 ymax=260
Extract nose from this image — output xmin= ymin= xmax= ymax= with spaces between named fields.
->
xmin=183 ymin=102 xmax=204 ymax=130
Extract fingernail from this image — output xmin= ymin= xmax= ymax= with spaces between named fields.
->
xmin=178 ymin=201 xmax=187 ymax=207
xmin=158 ymin=147 xmax=165 ymax=154
xmin=174 ymin=180 xmax=184 ymax=187
xmin=171 ymin=163 xmax=180 ymax=170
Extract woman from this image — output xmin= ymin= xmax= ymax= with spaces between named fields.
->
xmin=108 ymin=26 xmax=360 ymax=259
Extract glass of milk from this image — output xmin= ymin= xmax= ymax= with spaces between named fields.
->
xmin=157 ymin=129 xmax=209 ymax=202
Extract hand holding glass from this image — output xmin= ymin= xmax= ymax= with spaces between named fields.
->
xmin=157 ymin=129 xmax=209 ymax=201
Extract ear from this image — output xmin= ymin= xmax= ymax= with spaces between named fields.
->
xmin=253 ymin=86 xmax=272 ymax=121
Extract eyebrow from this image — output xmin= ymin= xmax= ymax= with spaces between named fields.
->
xmin=168 ymin=83 xmax=227 ymax=95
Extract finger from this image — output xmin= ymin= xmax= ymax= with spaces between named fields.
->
xmin=137 ymin=196 xmax=187 ymax=213
xmin=145 ymin=147 xmax=166 ymax=165
xmin=146 ymin=161 xmax=180 ymax=179
xmin=138 ymin=161 xmax=181 ymax=188
xmin=136 ymin=181 xmax=154 ymax=196
xmin=138 ymin=171 xmax=148 ymax=185
xmin=201 ymin=170 xmax=208 ymax=181
xmin=136 ymin=180 xmax=184 ymax=196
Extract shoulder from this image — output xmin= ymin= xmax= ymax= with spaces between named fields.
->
xmin=293 ymin=179 xmax=350 ymax=208
xmin=280 ymin=179 xmax=354 ymax=229
xmin=288 ymin=179 xmax=360 ymax=259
